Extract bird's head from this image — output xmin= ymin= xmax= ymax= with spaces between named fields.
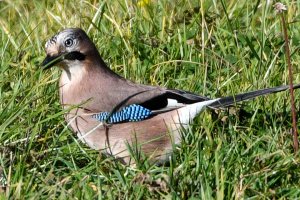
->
xmin=42 ymin=28 xmax=99 ymax=70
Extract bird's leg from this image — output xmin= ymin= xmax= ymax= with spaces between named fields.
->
xmin=103 ymin=122 xmax=113 ymax=156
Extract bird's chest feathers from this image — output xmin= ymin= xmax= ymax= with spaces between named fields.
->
xmin=59 ymin=62 xmax=88 ymax=104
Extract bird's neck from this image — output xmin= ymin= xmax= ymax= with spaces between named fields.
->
xmin=58 ymin=57 xmax=125 ymax=112
xmin=59 ymin=61 xmax=87 ymax=107
xmin=61 ymin=60 xmax=85 ymax=82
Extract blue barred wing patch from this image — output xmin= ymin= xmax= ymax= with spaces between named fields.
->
xmin=92 ymin=104 xmax=152 ymax=123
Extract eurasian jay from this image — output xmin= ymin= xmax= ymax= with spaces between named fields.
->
xmin=42 ymin=28 xmax=299 ymax=164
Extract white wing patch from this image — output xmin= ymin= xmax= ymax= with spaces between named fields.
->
xmin=167 ymin=99 xmax=185 ymax=107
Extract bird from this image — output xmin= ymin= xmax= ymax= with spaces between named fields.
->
xmin=42 ymin=28 xmax=300 ymax=164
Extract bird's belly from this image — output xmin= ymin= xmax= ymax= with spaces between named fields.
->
xmin=64 ymin=108 xmax=184 ymax=164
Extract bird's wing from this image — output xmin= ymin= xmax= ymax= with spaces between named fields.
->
xmin=122 ymin=83 xmax=300 ymax=115
xmin=113 ymin=78 xmax=210 ymax=111
xmin=138 ymin=88 xmax=210 ymax=110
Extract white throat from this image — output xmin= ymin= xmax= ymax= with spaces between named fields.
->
xmin=60 ymin=60 xmax=85 ymax=88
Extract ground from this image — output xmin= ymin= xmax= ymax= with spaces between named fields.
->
xmin=1 ymin=0 xmax=300 ymax=199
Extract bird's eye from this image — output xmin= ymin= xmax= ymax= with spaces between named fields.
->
xmin=64 ymin=38 xmax=74 ymax=47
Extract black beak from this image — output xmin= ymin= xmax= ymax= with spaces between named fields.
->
xmin=41 ymin=51 xmax=86 ymax=70
xmin=41 ymin=54 xmax=65 ymax=70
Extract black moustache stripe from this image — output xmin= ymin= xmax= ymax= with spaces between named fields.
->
xmin=65 ymin=51 xmax=86 ymax=61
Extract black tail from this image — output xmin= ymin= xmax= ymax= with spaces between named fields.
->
xmin=210 ymin=83 xmax=300 ymax=108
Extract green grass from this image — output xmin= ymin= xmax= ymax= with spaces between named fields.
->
xmin=1 ymin=0 xmax=300 ymax=199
